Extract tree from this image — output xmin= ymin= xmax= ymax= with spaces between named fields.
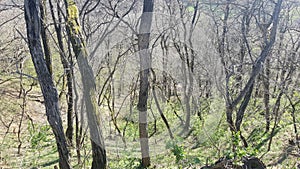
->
xmin=173 ymin=0 xmax=200 ymax=132
xmin=0 ymin=0 xmax=298 ymax=167
xmin=24 ymin=0 xmax=72 ymax=168
xmin=215 ymin=0 xmax=283 ymax=148
xmin=48 ymin=0 xmax=74 ymax=146
xmin=64 ymin=0 xmax=107 ymax=168
xmin=137 ymin=0 xmax=154 ymax=167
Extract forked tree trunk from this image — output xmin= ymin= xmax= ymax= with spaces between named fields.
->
xmin=137 ymin=0 xmax=154 ymax=167
xmin=48 ymin=0 xmax=74 ymax=146
xmin=24 ymin=0 xmax=72 ymax=168
xmin=224 ymin=0 xmax=283 ymax=133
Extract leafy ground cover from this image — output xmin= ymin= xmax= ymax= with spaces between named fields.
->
xmin=0 ymin=77 xmax=299 ymax=169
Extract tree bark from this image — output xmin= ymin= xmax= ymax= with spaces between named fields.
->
xmin=40 ymin=0 xmax=52 ymax=75
xmin=137 ymin=0 xmax=154 ymax=167
xmin=24 ymin=0 xmax=72 ymax=168
xmin=64 ymin=0 xmax=107 ymax=168
xmin=263 ymin=57 xmax=270 ymax=132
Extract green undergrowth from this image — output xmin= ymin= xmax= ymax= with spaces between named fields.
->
xmin=0 ymin=80 xmax=299 ymax=168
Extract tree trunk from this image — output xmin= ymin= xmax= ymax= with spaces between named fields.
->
xmin=263 ymin=58 xmax=270 ymax=132
xmin=152 ymin=70 xmax=173 ymax=139
xmin=24 ymin=0 xmax=72 ymax=168
xmin=64 ymin=0 xmax=107 ymax=168
xmin=137 ymin=0 xmax=154 ymax=167
xmin=49 ymin=0 xmax=74 ymax=146
xmin=40 ymin=0 xmax=52 ymax=75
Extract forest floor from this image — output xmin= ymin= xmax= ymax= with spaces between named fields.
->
xmin=0 ymin=78 xmax=299 ymax=169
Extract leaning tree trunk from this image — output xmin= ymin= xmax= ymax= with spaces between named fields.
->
xmin=232 ymin=0 xmax=283 ymax=131
xmin=223 ymin=0 xmax=282 ymax=150
xmin=137 ymin=0 xmax=154 ymax=167
xmin=24 ymin=0 xmax=72 ymax=168
xmin=64 ymin=0 xmax=107 ymax=168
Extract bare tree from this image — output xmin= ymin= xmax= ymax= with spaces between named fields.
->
xmin=137 ymin=0 xmax=154 ymax=167
xmin=210 ymin=0 xmax=283 ymax=149
xmin=24 ymin=0 xmax=72 ymax=168
xmin=48 ymin=0 xmax=74 ymax=146
xmin=64 ymin=0 xmax=107 ymax=168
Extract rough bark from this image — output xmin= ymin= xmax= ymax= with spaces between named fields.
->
xmin=24 ymin=0 xmax=72 ymax=168
xmin=64 ymin=0 xmax=107 ymax=168
xmin=39 ymin=0 xmax=52 ymax=75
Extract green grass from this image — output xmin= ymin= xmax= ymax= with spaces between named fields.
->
xmin=0 ymin=77 xmax=299 ymax=168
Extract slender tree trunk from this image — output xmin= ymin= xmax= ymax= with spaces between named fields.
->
xmin=151 ymin=70 xmax=173 ymax=139
xmin=24 ymin=0 xmax=72 ymax=168
xmin=263 ymin=58 xmax=270 ymax=132
xmin=48 ymin=0 xmax=75 ymax=145
xmin=161 ymin=34 xmax=171 ymax=100
xmin=137 ymin=0 xmax=154 ymax=167
xmin=65 ymin=66 xmax=74 ymax=145
xmin=182 ymin=58 xmax=191 ymax=131
xmin=73 ymin=66 xmax=83 ymax=165
xmin=40 ymin=0 xmax=52 ymax=75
